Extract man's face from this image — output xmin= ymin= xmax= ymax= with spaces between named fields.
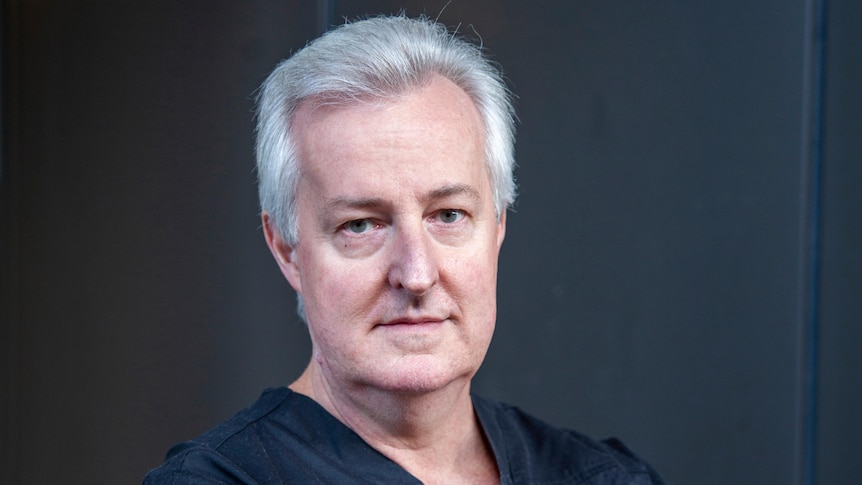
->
xmin=273 ymin=76 xmax=506 ymax=395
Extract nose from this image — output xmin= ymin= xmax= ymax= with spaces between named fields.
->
xmin=387 ymin=223 xmax=439 ymax=296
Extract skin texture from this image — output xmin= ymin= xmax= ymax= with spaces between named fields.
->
xmin=263 ymin=76 xmax=505 ymax=484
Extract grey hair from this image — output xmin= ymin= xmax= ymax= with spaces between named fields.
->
xmin=255 ymin=15 xmax=517 ymax=248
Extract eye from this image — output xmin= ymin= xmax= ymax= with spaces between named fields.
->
xmin=437 ymin=209 xmax=464 ymax=224
xmin=345 ymin=219 xmax=375 ymax=234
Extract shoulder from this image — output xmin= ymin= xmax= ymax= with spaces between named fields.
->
xmin=144 ymin=387 xmax=418 ymax=484
xmin=473 ymin=395 xmax=666 ymax=484
xmin=143 ymin=387 xmax=294 ymax=484
xmin=190 ymin=387 xmax=293 ymax=446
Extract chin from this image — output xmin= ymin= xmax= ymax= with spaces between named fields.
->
xmin=368 ymin=357 xmax=476 ymax=395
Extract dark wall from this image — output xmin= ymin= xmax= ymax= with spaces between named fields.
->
xmin=2 ymin=1 xmax=858 ymax=484
xmin=2 ymin=2 xmax=316 ymax=482
xmin=817 ymin=0 xmax=862 ymax=482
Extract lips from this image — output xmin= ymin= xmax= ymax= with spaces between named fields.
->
xmin=379 ymin=316 xmax=448 ymax=327
xmin=380 ymin=315 xmax=448 ymax=330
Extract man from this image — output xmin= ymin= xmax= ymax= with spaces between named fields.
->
xmin=145 ymin=15 xmax=665 ymax=484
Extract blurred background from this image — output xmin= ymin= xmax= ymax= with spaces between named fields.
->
xmin=2 ymin=1 xmax=859 ymax=483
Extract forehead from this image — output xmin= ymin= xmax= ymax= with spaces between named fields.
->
xmin=291 ymin=77 xmax=489 ymax=197
xmin=293 ymin=76 xmax=483 ymax=146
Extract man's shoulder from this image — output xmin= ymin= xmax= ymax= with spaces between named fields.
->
xmin=143 ymin=387 xmax=296 ymax=484
xmin=144 ymin=387 xmax=420 ymax=484
xmin=190 ymin=387 xmax=294 ymax=448
xmin=473 ymin=394 xmax=666 ymax=484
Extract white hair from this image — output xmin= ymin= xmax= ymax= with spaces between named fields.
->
xmin=255 ymin=15 xmax=517 ymax=247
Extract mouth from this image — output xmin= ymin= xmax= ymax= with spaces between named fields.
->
xmin=374 ymin=317 xmax=450 ymax=352
xmin=378 ymin=316 xmax=449 ymax=329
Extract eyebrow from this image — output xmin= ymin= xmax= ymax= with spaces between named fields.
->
xmin=423 ymin=183 xmax=481 ymax=204
xmin=324 ymin=183 xmax=481 ymax=212
xmin=324 ymin=196 xmax=389 ymax=212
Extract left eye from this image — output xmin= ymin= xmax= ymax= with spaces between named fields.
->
xmin=437 ymin=209 xmax=464 ymax=224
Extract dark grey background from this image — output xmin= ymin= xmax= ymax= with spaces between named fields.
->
xmin=2 ymin=1 xmax=858 ymax=484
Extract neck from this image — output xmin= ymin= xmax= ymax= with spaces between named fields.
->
xmin=290 ymin=361 xmax=499 ymax=484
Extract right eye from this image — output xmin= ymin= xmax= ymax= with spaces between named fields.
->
xmin=345 ymin=219 xmax=375 ymax=234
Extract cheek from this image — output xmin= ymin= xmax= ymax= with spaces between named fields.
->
xmin=299 ymin=250 xmax=383 ymax=324
xmin=459 ymin=258 xmax=498 ymax=360
xmin=447 ymin=250 xmax=499 ymax=316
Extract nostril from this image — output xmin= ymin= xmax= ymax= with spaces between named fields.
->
xmin=388 ymin=236 xmax=439 ymax=295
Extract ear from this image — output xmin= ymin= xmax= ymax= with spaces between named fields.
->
xmin=262 ymin=212 xmax=302 ymax=294
xmin=496 ymin=210 xmax=507 ymax=249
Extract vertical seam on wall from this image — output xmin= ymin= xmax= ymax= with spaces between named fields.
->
xmin=800 ymin=0 xmax=827 ymax=484
xmin=1 ymin=0 xmax=22 ymax=482
xmin=317 ymin=0 xmax=334 ymax=36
